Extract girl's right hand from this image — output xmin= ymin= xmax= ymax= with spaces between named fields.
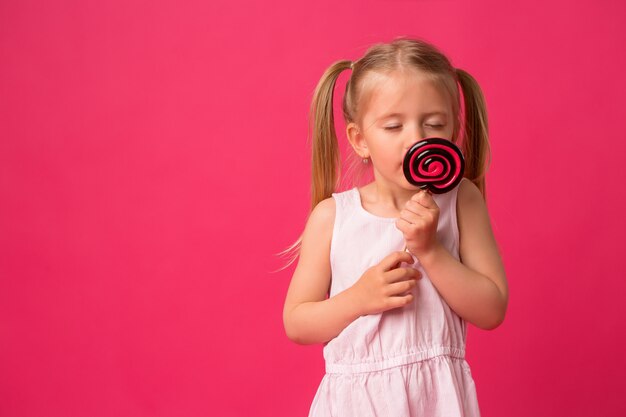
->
xmin=349 ymin=251 xmax=422 ymax=316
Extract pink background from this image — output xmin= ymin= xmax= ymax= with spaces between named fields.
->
xmin=1 ymin=0 xmax=625 ymax=416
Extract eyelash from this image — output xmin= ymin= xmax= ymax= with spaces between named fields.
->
xmin=384 ymin=124 xmax=443 ymax=130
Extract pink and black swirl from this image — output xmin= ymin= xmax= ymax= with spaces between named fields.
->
xmin=402 ymin=138 xmax=465 ymax=194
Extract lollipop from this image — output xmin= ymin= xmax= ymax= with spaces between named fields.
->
xmin=402 ymin=138 xmax=465 ymax=194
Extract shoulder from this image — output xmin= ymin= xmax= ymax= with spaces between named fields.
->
xmin=301 ymin=197 xmax=336 ymax=247
xmin=457 ymin=178 xmax=484 ymax=209
xmin=308 ymin=196 xmax=336 ymax=229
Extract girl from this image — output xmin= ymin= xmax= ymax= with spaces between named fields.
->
xmin=281 ymin=37 xmax=508 ymax=417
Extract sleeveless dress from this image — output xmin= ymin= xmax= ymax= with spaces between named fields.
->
xmin=308 ymin=180 xmax=481 ymax=417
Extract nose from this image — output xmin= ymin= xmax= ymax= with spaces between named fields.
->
xmin=403 ymin=126 xmax=427 ymax=151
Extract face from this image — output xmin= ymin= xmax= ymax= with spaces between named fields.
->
xmin=347 ymin=68 xmax=455 ymax=190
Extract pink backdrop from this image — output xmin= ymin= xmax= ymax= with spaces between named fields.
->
xmin=1 ymin=0 xmax=625 ymax=416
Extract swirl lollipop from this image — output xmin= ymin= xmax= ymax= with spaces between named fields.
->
xmin=402 ymin=138 xmax=465 ymax=194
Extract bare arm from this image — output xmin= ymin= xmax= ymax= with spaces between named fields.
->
xmin=282 ymin=197 xmax=418 ymax=344
xmin=419 ymin=179 xmax=509 ymax=330
xmin=282 ymin=197 xmax=363 ymax=345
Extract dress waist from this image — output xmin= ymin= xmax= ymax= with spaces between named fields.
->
xmin=325 ymin=345 xmax=466 ymax=374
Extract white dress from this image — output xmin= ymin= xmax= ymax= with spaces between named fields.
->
xmin=308 ymin=182 xmax=481 ymax=417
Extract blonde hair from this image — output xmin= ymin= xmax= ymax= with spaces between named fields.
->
xmin=274 ymin=37 xmax=490 ymax=272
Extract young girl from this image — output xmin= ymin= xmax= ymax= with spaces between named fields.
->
xmin=281 ymin=37 xmax=508 ymax=417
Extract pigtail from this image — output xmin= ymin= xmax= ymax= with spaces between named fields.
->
xmin=272 ymin=60 xmax=352 ymax=272
xmin=309 ymin=60 xmax=352 ymax=210
xmin=456 ymin=68 xmax=491 ymax=201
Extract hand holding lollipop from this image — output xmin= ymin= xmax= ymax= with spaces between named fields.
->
xmin=400 ymin=138 xmax=465 ymax=254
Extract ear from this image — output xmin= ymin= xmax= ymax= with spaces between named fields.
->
xmin=346 ymin=122 xmax=369 ymax=159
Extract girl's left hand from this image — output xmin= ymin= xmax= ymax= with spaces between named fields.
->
xmin=395 ymin=190 xmax=441 ymax=258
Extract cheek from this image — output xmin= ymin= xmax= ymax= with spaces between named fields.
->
xmin=374 ymin=152 xmax=399 ymax=170
xmin=446 ymin=124 xmax=457 ymax=140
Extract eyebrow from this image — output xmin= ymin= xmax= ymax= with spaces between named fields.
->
xmin=377 ymin=111 xmax=448 ymax=121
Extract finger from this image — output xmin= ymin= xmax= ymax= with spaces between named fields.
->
xmin=405 ymin=200 xmax=428 ymax=215
xmin=411 ymin=189 xmax=436 ymax=209
xmin=386 ymin=279 xmax=416 ymax=296
xmin=399 ymin=205 xmax=425 ymax=225
xmin=380 ymin=251 xmax=417 ymax=271
xmin=395 ymin=217 xmax=411 ymax=234
xmin=396 ymin=215 xmax=427 ymax=236
xmin=385 ymin=266 xmax=421 ymax=283
xmin=388 ymin=292 xmax=414 ymax=308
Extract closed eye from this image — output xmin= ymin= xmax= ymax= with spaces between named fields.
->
xmin=385 ymin=124 xmax=444 ymax=130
